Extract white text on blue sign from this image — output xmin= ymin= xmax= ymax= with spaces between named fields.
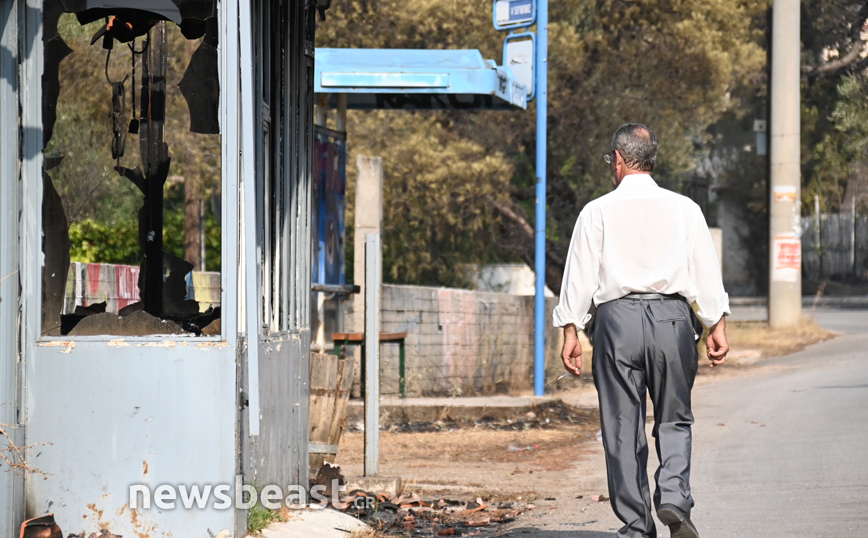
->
xmin=509 ymin=0 xmax=533 ymax=21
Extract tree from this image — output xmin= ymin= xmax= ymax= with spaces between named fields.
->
xmin=801 ymin=0 xmax=868 ymax=79
xmin=801 ymin=1 xmax=868 ymax=214
xmin=319 ymin=0 xmax=772 ymax=292
xmin=47 ymin=14 xmax=222 ymax=271
xmin=716 ymin=1 xmax=868 ymax=292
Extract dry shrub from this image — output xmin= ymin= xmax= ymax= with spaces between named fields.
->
xmin=349 ymin=529 xmax=381 ymax=538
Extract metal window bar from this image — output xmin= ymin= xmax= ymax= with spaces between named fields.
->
xmin=286 ymin=4 xmax=299 ymax=332
xmin=279 ymin=0 xmax=291 ymax=333
xmin=302 ymin=41 xmax=315 ymax=328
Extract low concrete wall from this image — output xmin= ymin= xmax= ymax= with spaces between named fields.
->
xmin=375 ymin=284 xmax=568 ymax=396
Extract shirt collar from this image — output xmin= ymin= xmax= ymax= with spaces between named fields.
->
xmin=617 ymin=174 xmax=656 ymax=188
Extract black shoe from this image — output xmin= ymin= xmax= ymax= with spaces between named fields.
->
xmin=657 ymin=503 xmax=699 ymax=538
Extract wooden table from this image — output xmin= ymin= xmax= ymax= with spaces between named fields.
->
xmin=332 ymin=331 xmax=408 ymax=398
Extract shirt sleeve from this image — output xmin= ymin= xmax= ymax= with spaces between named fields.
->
xmin=687 ymin=204 xmax=730 ymax=327
xmin=552 ymin=207 xmax=602 ymax=330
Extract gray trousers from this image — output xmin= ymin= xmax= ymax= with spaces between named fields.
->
xmin=590 ymin=295 xmax=703 ymax=538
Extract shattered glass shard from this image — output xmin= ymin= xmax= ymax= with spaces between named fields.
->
xmin=179 ymin=39 xmax=219 ymax=134
xmin=43 ymin=36 xmax=73 ymax=148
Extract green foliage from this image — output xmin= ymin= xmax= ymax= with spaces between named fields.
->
xmin=49 ymin=14 xmax=221 ymax=270
xmin=346 ymin=113 xmax=514 ymax=286
xmin=800 ymin=1 xmax=868 ymax=214
xmin=69 ymin=182 xmax=222 ymax=271
xmin=246 ymin=502 xmax=286 ymax=534
xmin=162 ymin=182 xmax=223 ymax=271
xmin=830 ymin=72 xmax=868 ymax=160
xmin=69 ymin=219 xmax=140 ymax=265
xmin=721 ymin=1 xmax=868 ymax=291
xmin=319 ymin=0 xmax=772 ymax=288
xmin=802 ymin=76 xmax=852 ymax=211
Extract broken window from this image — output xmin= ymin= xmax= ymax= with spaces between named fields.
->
xmin=41 ymin=0 xmax=223 ymax=337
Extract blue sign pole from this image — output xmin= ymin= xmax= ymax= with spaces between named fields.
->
xmin=533 ymin=0 xmax=548 ymax=396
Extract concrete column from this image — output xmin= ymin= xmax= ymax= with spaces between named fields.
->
xmin=768 ymin=0 xmax=801 ymax=328
xmin=353 ymin=156 xmax=384 ymax=332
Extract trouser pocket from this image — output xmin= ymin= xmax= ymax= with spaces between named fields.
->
xmin=649 ymin=300 xmax=702 ymax=341
xmin=648 ymin=300 xmax=688 ymax=322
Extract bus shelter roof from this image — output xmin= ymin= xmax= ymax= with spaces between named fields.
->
xmin=314 ymin=48 xmax=527 ymax=110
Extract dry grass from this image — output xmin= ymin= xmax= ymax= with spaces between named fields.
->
xmin=348 ymin=529 xmax=383 ymax=538
xmin=1 ymin=423 xmax=50 ymax=476
xmin=702 ymin=316 xmax=835 ymax=360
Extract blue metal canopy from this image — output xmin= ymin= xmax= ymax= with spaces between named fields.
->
xmin=315 ymin=48 xmax=527 ymax=110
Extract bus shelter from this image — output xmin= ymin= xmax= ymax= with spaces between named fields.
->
xmin=309 ymin=47 xmax=528 ymax=350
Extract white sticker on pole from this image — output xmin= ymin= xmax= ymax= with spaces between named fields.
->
xmin=773 ymin=185 xmax=797 ymax=203
xmin=772 ymin=234 xmax=801 ymax=283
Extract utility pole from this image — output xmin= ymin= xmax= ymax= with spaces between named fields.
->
xmin=534 ymin=0 xmax=549 ymax=396
xmin=768 ymin=0 xmax=801 ymax=328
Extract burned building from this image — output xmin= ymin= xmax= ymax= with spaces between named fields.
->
xmin=1 ymin=0 xmax=322 ymax=535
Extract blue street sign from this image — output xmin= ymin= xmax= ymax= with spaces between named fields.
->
xmin=494 ymin=0 xmax=536 ymax=31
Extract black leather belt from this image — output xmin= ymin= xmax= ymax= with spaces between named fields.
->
xmin=622 ymin=292 xmax=685 ymax=301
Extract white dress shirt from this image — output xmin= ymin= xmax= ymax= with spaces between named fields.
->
xmin=553 ymin=174 xmax=730 ymax=330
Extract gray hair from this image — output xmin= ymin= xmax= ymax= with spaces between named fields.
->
xmin=612 ymin=123 xmax=657 ymax=172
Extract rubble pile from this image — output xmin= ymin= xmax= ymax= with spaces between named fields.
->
xmin=339 ymin=490 xmax=534 ymax=536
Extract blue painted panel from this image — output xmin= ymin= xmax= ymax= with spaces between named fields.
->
xmin=312 ymin=128 xmax=346 ymax=286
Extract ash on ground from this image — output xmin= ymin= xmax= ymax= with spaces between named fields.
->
xmin=346 ymin=400 xmax=596 ymax=434
xmin=339 ymin=490 xmax=533 ymax=537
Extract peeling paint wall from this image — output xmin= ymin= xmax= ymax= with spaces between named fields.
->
xmin=13 ymin=0 xmax=318 ymax=534
xmin=25 ymin=343 xmax=238 ymax=536
xmin=375 ymin=285 xmax=564 ymax=396
xmin=18 ymin=0 xmax=244 ymax=535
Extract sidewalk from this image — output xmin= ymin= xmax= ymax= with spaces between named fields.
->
xmin=259 ymin=508 xmax=368 ymax=538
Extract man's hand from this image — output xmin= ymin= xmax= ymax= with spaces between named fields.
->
xmin=561 ymin=324 xmax=582 ymax=376
xmin=706 ymin=316 xmax=729 ymax=367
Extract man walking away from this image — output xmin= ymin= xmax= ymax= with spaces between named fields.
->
xmin=553 ymin=124 xmax=730 ymax=538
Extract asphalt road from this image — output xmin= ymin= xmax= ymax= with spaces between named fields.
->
xmin=498 ymin=308 xmax=868 ymax=537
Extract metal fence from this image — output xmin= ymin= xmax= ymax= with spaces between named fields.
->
xmin=802 ymin=212 xmax=868 ymax=280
